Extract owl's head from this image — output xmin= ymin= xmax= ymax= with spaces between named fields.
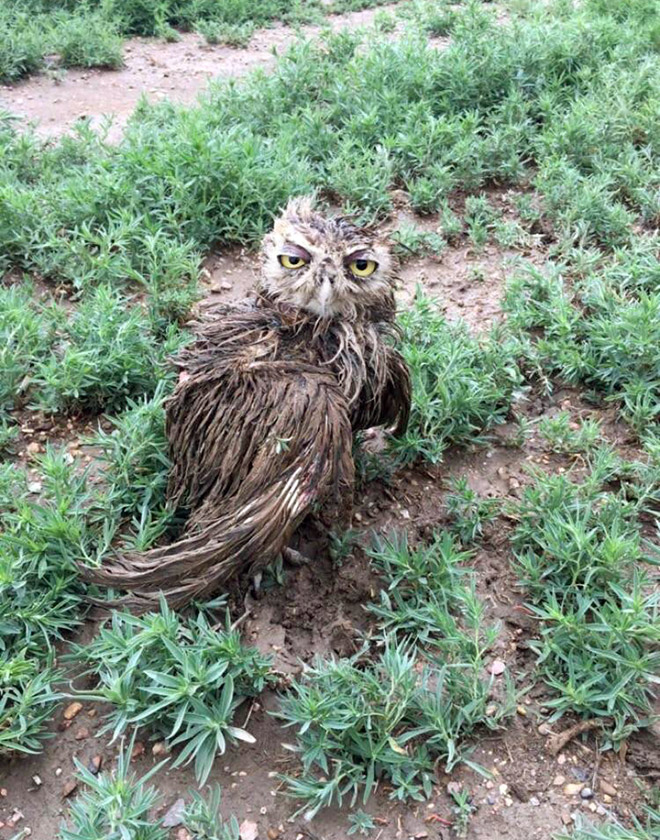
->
xmin=259 ymin=197 xmax=396 ymax=320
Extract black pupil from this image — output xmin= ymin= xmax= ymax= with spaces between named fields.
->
xmin=289 ymin=256 xmax=300 ymax=264
xmin=355 ymin=259 xmax=368 ymax=271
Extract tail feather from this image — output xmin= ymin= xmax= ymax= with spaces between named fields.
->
xmin=81 ymin=376 xmax=354 ymax=611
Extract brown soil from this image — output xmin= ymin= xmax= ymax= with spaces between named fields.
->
xmin=0 ymin=11 xmax=657 ymax=840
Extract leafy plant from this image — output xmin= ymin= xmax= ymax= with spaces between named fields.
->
xmin=512 ymin=467 xmax=659 ymax=738
xmin=393 ymin=293 xmax=522 ymax=465
xmin=538 ymin=411 xmax=603 ymax=454
xmin=68 ymin=598 xmax=271 ymax=785
xmin=445 ymin=477 xmax=500 ymax=544
xmin=278 ymin=531 xmax=512 ymax=818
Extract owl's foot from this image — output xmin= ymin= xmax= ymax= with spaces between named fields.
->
xmin=282 ymin=546 xmax=312 ymax=567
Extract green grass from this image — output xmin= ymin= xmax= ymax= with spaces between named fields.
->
xmin=278 ymin=531 xmax=513 ymax=818
xmin=56 ymin=736 xmax=241 ymax=840
xmin=511 ymin=458 xmax=659 ymax=741
xmin=68 ymin=597 xmax=271 ymax=785
xmin=393 ymin=293 xmax=522 ymax=465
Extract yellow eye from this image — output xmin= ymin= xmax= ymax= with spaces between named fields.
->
xmin=349 ymin=258 xmax=377 ymax=277
xmin=279 ymin=254 xmax=307 ymax=270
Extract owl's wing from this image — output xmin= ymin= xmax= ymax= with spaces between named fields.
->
xmin=82 ymin=359 xmax=355 ymax=609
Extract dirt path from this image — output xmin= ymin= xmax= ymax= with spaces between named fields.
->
xmin=0 ymin=4 xmax=404 ymax=143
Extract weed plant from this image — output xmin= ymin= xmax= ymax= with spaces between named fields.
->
xmin=553 ymin=806 xmax=660 ymax=840
xmin=393 ymin=293 xmax=522 ymax=465
xmin=445 ymin=477 xmax=500 ymax=544
xmin=69 ymin=598 xmax=271 ymax=785
xmin=538 ymin=411 xmax=603 ymax=454
xmin=511 ymin=464 xmax=659 ymax=739
xmin=278 ymin=531 xmax=512 ymax=818
xmin=56 ymin=736 xmax=241 ymax=840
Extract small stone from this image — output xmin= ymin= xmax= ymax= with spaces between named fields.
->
xmin=447 ymin=781 xmax=462 ymax=796
xmin=557 ymin=754 xmax=567 ymax=765
xmin=163 ymin=799 xmax=186 ymax=828
xmin=580 ymin=788 xmax=594 ymax=800
xmin=530 ymin=796 xmax=540 ymax=806
xmin=27 ymin=481 xmax=42 ymax=493
xmin=516 ymin=705 xmax=527 ymax=716
xmin=564 ymin=783 xmax=584 ymax=796
xmin=499 ymin=784 xmax=509 ymax=795
xmin=152 ymin=741 xmax=168 ymax=756
xmin=239 ymin=819 xmax=258 ymax=840
xmin=486 ymin=704 xmax=497 ymax=716
xmin=538 ymin=723 xmax=553 ymax=736
xmin=88 ymin=756 xmax=103 ymax=775
xmin=26 ymin=442 xmax=41 ymax=455
xmin=603 ymin=794 xmax=613 ymax=804
xmin=599 ymin=780 xmax=617 ymax=797
xmin=267 ymin=830 xmax=280 ymax=840
xmin=485 ymin=781 xmax=494 ymax=790
xmin=588 ymin=802 xmax=597 ymax=812
xmin=74 ymin=727 xmax=90 ymax=740
xmin=0 ymin=788 xmax=6 ymax=796
xmin=176 ymin=831 xmax=192 ymax=840
xmin=87 ymin=709 xmax=97 ymax=718
xmin=504 ymin=796 xmax=513 ymax=807
xmin=62 ymin=780 xmax=78 ymax=798
xmin=553 ymin=775 xmax=566 ymax=786
xmin=561 ymin=813 xmax=573 ymax=826
xmin=131 ymin=741 xmax=145 ymax=759
xmin=32 ymin=775 xmax=42 ymax=787
xmin=220 ymin=282 xmax=233 ymax=291
xmin=260 ymin=807 xmax=268 ymax=815
xmin=488 ymin=659 xmax=506 ymax=676
xmin=63 ymin=702 xmax=83 ymax=720
xmin=487 ymin=794 xmax=497 ymax=806
xmin=55 ymin=768 xmax=63 ymax=777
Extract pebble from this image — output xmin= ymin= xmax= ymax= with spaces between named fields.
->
xmin=55 ymin=768 xmax=62 ymax=777
xmin=580 ymin=788 xmax=594 ymax=800
xmin=74 ymin=727 xmax=90 ymax=740
xmin=267 ymin=830 xmax=280 ymax=840
xmin=529 ymin=796 xmax=540 ymax=806
xmin=488 ymin=659 xmax=506 ymax=676
xmin=603 ymin=794 xmax=613 ymax=804
xmin=599 ymin=780 xmax=617 ymax=796
xmin=32 ymin=775 xmax=42 ymax=787
xmin=26 ymin=442 xmax=41 ymax=455
xmin=487 ymin=794 xmax=497 ymax=806
xmin=62 ymin=780 xmax=78 ymax=798
xmin=220 ymin=281 xmax=233 ymax=291
xmin=516 ymin=705 xmax=527 ymax=716
xmin=63 ymin=702 xmax=83 ymax=721
xmin=538 ymin=723 xmax=553 ymax=736
xmin=561 ymin=813 xmax=572 ymax=826
xmin=564 ymin=783 xmax=584 ymax=796
xmin=88 ymin=756 xmax=103 ymax=775
xmin=553 ymin=775 xmax=566 ymax=786
xmin=557 ymin=754 xmax=566 ymax=765
xmin=152 ymin=741 xmax=169 ymax=756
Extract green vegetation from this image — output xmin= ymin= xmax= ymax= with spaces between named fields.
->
xmin=278 ymin=531 xmax=512 ymax=817
xmin=394 ymin=294 xmax=522 ymax=465
xmin=554 ymin=806 xmax=660 ymax=840
xmin=512 ymin=457 xmax=659 ymax=740
xmin=56 ymin=737 xmax=240 ymax=840
xmin=69 ymin=597 xmax=271 ymax=784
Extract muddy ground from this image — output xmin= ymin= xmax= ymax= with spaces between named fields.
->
xmin=1 ymin=8 xmax=658 ymax=840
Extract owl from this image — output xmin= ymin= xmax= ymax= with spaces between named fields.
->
xmin=85 ymin=197 xmax=411 ymax=609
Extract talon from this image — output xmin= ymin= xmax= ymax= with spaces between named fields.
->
xmin=282 ymin=547 xmax=312 ymax=567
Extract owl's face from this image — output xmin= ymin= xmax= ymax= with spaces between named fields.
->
xmin=259 ymin=198 xmax=396 ymax=319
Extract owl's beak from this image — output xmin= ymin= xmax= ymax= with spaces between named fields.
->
xmin=318 ymin=276 xmax=335 ymax=314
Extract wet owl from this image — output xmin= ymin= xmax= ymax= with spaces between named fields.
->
xmin=85 ymin=197 xmax=411 ymax=609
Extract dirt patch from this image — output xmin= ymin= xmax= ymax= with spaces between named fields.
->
xmin=0 ymin=4 xmax=403 ymax=143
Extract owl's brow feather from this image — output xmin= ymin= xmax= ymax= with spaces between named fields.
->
xmin=281 ymin=241 xmax=313 ymax=260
